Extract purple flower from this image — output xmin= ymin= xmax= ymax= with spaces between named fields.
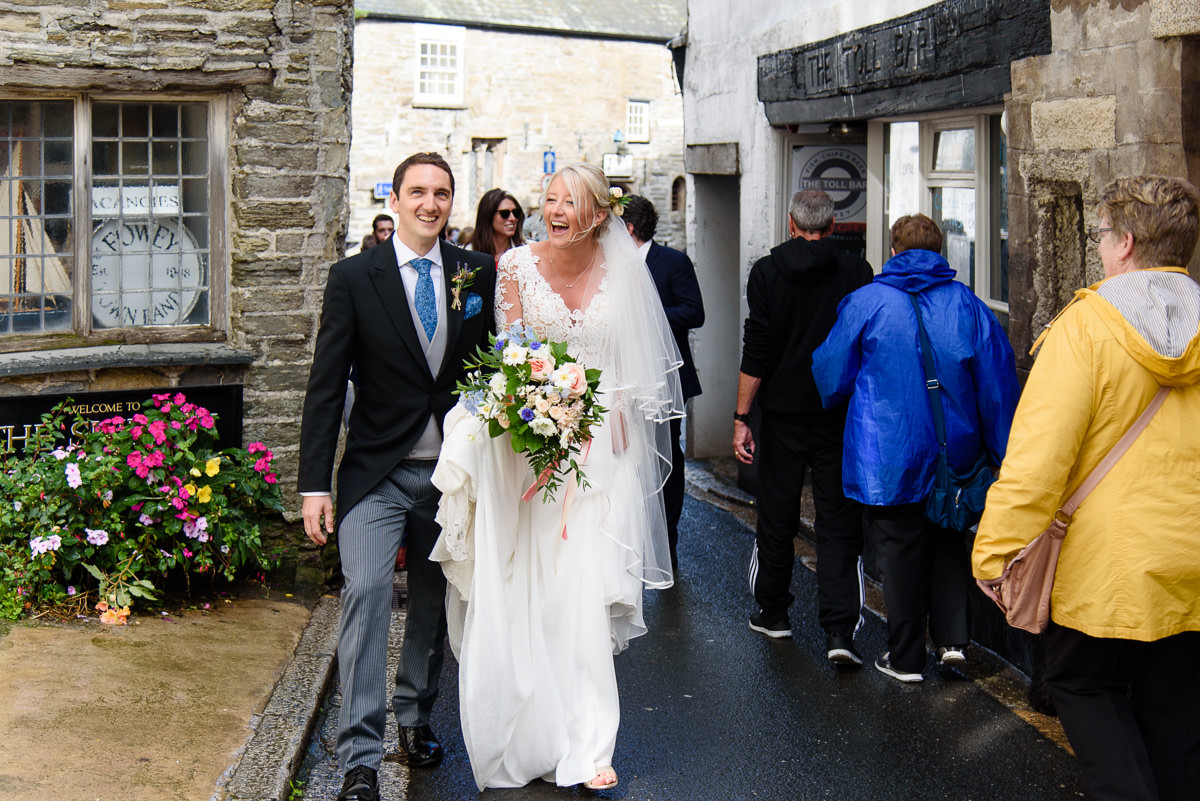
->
xmin=139 ymin=513 xmax=155 ymax=526
xmin=65 ymin=462 xmax=82 ymax=489
xmin=85 ymin=528 xmax=109 ymax=546
xmin=519 ymin=407 xmax=535 ymax=422
xmin=67 ymin=586 xmax=76 ymax=596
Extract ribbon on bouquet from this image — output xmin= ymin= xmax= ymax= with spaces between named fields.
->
xmin=520 ymin=439 xmax=592 ymax=540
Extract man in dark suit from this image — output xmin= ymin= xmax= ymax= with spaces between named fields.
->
xmin=299 ymin=152 xmax=495 ymax=801
xmin=623 ymin=195 xmax=704 ymax=572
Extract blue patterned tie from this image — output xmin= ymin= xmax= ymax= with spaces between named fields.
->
xmin=411 ymin=258 xmax=437 ymax=340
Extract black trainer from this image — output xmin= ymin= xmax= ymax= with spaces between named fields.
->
xmin=826 ymin=632 xmax=863 ymax=667
xmin=749 ymin=609 xmax=792 ymax=639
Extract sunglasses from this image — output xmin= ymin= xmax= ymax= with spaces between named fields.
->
xmin=496 ymin=209 xmax=520 ymax=220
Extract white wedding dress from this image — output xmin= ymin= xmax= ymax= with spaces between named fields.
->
xmin=431 ymin=245 xmax=670 ymax=789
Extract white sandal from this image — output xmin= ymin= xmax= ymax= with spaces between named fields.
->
xmin=583 ymin=766 xmax=618 ymax=791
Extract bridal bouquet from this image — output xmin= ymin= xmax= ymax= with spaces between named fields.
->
xmin=456 ymin=322 xmax=605 ymax=502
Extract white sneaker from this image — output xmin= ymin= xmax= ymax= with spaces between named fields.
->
xmin=875 ymin=652 xmax=924 ymax=683
xmin=937 ymin=646 xmax=967 ymax=667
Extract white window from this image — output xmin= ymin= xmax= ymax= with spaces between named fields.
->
xmin=625 ymin=100 xmax=650 ymax=143
xmin=872 ymin=110 xmax=1008 ymax=324
xmin=414 ymin=24 xmax=465 ymax=108
xmin=1 ymin=96 xmax=223 ymax=343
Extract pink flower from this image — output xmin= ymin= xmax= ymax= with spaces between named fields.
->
xmin=130 ymin=426 xmax=144 ymax=439
xmin=127 ymin=452 xmax=144 ymax=469
xmin=265 ymin=472 xmax=278 ymax=484
xmin=247 ymin=442 xmax=267 ymax=455
xmin=253 ymin=457 xmax=271 ymax=474
xmin=139 ymin=513 xmax=154 ymax=526
xmin=200 ymin=415 xmax=214 ymax=429
xmin=182 ymin=548 xmax=193 ymax=558
xmin=65 ymin=462 xmax=83 ymax=489
xmin=171 ymin=497 xmax=188 ymax=511
xmin=147 ymin=420 xmax=168 ymax=445
xmin=174 ymin=392 xmax=186 ymax=406
xmin=551 ymin=362 xmax=589 ymax=399
xmin=143 ymin=450 xmax=165 ymax=468
xmin=133 ymin=413 xmax=149 ymax=425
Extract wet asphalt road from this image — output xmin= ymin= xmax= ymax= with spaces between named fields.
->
xmin=299 ymin=493 xmax=1089 ymax=800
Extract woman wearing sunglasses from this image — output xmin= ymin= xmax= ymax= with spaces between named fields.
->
xmin=470 ymin=188 xmax=526 ymax=263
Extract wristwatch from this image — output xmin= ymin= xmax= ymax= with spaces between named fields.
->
xmin=733 ymin=412 xmax=751 ymax=423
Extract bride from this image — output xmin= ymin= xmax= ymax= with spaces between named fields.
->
xmin=431 ymin=162 xmax=683 ymax=791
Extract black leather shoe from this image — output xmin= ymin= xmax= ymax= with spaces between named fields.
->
xmin=337 ymin=765 xmax=378 ymax=801
xmin=400 ymin=724 xmax=444 ymax=768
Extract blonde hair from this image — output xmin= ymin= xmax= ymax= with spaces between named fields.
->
xmin=1097 ymin=175 xmax=1200 ymax=268
xmin=543 ymin=162 xmax=610 ymax=242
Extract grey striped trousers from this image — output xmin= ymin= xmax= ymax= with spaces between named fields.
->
xmin=335 ymin=459 xmax=446 ymax=771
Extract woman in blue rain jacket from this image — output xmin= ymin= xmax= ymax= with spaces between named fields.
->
xmin=812 ymin=214 xmax=1018 ymax=683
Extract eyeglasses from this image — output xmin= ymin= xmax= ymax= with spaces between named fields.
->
xmin=1087 ymin=226 xmax=1113 ymax=244
xmin=496 ymin=209 xmax=520 ymax=220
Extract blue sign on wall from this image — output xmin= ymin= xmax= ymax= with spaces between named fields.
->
xmin=543 ymin=151 xmax=556 ymax=174
xmin=374 ymin=181 xmax=392 ymax=200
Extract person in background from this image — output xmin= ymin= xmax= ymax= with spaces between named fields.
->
xmin=457 ymin=226 xmax=474 ymax=250
xmin=813 ymin=213 xmax=1017 ymax=683
xmin=622 ymin=194 xmax=704 ymax=572
xmin=470 ymin=188 xmax=525 ymax=263
xmin=973 ymin=175 xmax=1200 ymax=801
xmin=360 ymin=213 xmax=394 ymax=253
xmin=734 ymin=189 xmax=872 ymax=667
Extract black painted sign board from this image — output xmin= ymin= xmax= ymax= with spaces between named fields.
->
xmin=0 ymin=385 xmax=244 ymax=453
xmin=758 ymin=0 xmax=1051 ymax=103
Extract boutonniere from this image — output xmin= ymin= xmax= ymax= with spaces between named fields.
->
xmin=450 ymin=262 xmax=479 ymax=311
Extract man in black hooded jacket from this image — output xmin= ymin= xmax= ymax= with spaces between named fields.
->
xmin=734 ymin=189 xmax=873 ymax=666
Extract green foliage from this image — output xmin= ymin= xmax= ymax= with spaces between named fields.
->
xmin=0 ymin=392 xmax=284 ymax=619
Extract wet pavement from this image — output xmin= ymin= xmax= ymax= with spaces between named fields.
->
xmin=295 ymin=491 xmax=1089 ymax=800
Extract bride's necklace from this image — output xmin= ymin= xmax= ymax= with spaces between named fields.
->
xmin=547 ymin=245 xmax=597 ymax=289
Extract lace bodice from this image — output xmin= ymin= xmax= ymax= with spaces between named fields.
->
xmin=496 ymin=246 xmax=612 ymax=369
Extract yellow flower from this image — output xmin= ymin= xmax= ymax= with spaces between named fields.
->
xmin=185 ymin=483 xmax=198 ymax=497
xmin=197 ymin=485 xmax=212 ymax=504
xmin=205 ymin=458 xmax=221 ymax=477
xmin=190 ymin=467 xmax=202 ymax=477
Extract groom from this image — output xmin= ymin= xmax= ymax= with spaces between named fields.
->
xmin=299 ymin=152 xmax=496 ymax=801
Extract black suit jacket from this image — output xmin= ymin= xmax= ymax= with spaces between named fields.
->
xmin=646 ymin=241 xmax=705 ymax=400
xmin=297 ymin=237 xmax=496 ymax=525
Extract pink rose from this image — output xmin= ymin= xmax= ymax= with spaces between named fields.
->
xmin=553 ymin=363 xmax=589 ymax=399
xmin=528 ymin=354 xmax=555 ymax=381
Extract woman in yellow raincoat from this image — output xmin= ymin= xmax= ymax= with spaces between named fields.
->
xmin=972 ymin=175 xmax=1200 ymax=801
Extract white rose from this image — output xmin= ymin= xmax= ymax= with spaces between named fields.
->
xmin=530 ymin=417 xmax=558 ymax=438
xmin=489 ymin=372 xmax=507 ymax=396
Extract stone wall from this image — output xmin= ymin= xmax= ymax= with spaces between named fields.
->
xmin=0 ymin=1 xmax=355 ymax=534
xmin=1006 ymin=0 xmax=1199 ymax=367
xmin=347 ymin=19 xmax=686 ymax=251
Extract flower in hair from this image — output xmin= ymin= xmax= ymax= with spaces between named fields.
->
xmin=607 ymin=186 xmax=631 ymax=217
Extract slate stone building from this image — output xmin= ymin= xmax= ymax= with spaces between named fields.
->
xmin=347 ymin=0 xmax=687 ymax=251
xmin=0 ymin=1 xmax=354 ymax=540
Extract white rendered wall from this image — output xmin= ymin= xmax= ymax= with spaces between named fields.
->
xmin=682 ymin=0 xmax=937 ymax=457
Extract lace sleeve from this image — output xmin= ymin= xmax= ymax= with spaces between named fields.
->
xmin=495 ymin=249 xmax=523 ymax=328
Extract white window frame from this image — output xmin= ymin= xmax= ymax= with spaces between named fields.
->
xmin=413 ymin=24 xmax=466 ymax=108
xmin=0 ymin=92 xmax=227 ymax=349
xmin=625 ymin=100 xmax=650 ymax=143
xmin=866 ymin=107 xmax=1007 ymax=318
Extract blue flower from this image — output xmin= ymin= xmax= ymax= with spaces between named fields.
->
xmin=519 ymin=407 xmax=535 ymax=422
xmin=529 ymin=341 xmax=542 ymax=351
